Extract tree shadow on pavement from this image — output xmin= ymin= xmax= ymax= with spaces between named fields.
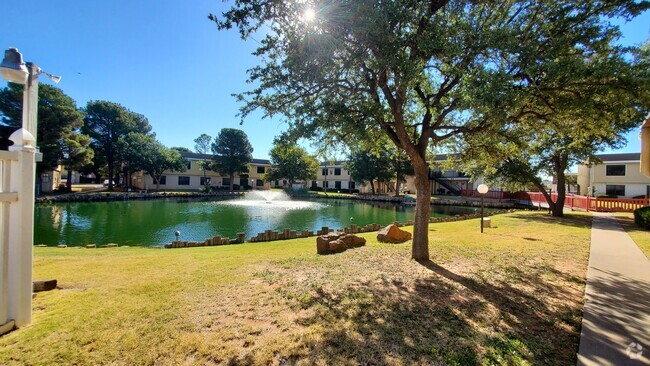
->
xmin=578 ymin=268 xmax=650 ymax=364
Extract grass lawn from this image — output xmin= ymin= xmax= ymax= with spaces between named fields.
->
xmin=0 ymin=211 xmax=591 ymax=365
xmin=613 ymin=212 xmax=650 ymax=259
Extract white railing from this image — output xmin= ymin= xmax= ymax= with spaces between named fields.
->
xmin=0 ymin=130 xmax=36 ymax=335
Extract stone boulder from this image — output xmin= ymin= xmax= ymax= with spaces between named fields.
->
xmin=317 ymin=232 xmax=366 ymax=254
xmin=377 ymin=224 xmax=412 ymax=243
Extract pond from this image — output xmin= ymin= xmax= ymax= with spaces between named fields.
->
xmin=34 ymin=192 xmax=484 ymax=247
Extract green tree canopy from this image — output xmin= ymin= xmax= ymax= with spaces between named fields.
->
xmin=82 ymin=101 xmax=152 ymax=190
xmin=171 ymin=146 xmax=191 ymax=153
xmin=194 ymin=133 xmax=213 ymax=187
xmin=211 ymin=128 xmax=253 ymax=191
xmin=213 ymin=0 xmax=648 ymax=259
xmin=460 ymin=40 xmax=650 ymax=216
xmin=119 ymin=132 xmax=188 ymax=190
xmin=345 ymin=150 xmax=393 ymax=195
xmin=61 ymin=133 xmax=94 ymax=189
xmin=0 ymin=83 xmax=87 ymax=181
xmin=265 ymin=139 xmax=318 ymax=186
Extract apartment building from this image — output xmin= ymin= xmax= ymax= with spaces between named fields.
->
xmin=131 ymin=152 xmax=271 ymax=191
xmin=577 ymin=153 xmax=650 ymax=197
xmin=309 ymin=161 xmax=361 ymax=192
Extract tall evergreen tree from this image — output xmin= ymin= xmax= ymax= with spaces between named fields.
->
xmin=211 ymin=128 xmax=253 ymax=191
xmin=82 ymin=101 xmax=152 ymax=190
xmin=0 ymin=83 xmax=88 ymax=190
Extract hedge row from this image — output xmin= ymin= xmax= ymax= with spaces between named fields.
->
xmin=634 ymin=206 xmax=650 ymax=230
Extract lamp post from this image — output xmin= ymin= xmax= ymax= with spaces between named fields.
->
xmin=1 ymin=47 xmax=60 ymax=329
xmin=477 ymin=184 xmax=489 ymax=233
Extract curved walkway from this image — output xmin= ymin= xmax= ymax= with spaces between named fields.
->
xmin=578 ymin=213 xmax=650 ymax=365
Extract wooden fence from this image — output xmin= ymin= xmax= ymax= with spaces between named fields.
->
xmin=461 ymin=189 xmax=648 ymax=212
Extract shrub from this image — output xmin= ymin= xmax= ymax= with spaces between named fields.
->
xmin=597 ymin=194 xmax=618 ymax=199
xmin=634 ymin=206 xmax=650 ymax=230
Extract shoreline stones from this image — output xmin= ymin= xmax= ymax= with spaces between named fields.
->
xmin=316 ymin=232 xmax=366 ymax=254
xmin=35 ymin=191 xmax=243 ymax=204
xmin=39 ymin=209 xmax=515 ymax=249
xmin=377 ymin=224 xmax=412 ymax=243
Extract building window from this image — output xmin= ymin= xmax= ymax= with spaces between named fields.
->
xmin=311 ymin=181 xmax=317 ymax=188
xmin=256 ymin=179 xmax=264 ymax=186
xmin=334 ymin=168 xmax=341 ymax=175
xmin=200 ymin=177 xmax=210 ymax=186
xmin=324 ymin=181 xmax=329 ymax=188
xmin=322 ymin=168 xmax=328 ymax=176
xmin=178 ymin=176 xmax=190 ymax=185
xmin=186 ymin=161 xmax=192 ymax=170
xmin=154 ymin=176 xmax=166 ymax=185
xmin=222 ymin=178 xmax=230 ymax=186
xmin=605 ymin=185 xmax=625 ymax=196
xmin=349 ymin=181 xmax=355 ymax=190
xmin=335 ymin=181 xmax=341 ymax=189
xmin=257 ymin=166 xmax=265 ymax=174
xmin=606 ymin=165 xmax=626 ymax=176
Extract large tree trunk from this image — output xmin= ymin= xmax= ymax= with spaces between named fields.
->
xmin=395 ymin=179 xmax=402 ymax=197
xmin=412 ymin=165 xmax=431 ymax=260
xmin=229 ymin=173 xmax=235 ymax=192
xmin=66 ymin=170 xmax=73 ymax=189
xmin=107 ymin=150 xmax=114 ymax=191
xmin=551 ymin=155 xmax=568 ymax=217
xmin=93 ymin=169 xmax=102 ymax=184
xmin=370 ymin=181 xmax=375 ymax=194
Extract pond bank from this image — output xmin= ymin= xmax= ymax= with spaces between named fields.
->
xmin=35 ymin=191 xmax=243 ymax=203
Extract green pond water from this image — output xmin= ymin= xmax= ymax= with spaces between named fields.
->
xmin=34 ymin=195 xmax=484 ymax=247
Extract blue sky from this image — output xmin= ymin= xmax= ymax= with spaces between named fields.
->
xmin=0 ymin=1 xmax=648 ymax=160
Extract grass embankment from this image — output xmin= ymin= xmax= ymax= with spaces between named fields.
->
xmin=0 ymin=211 xmax=591 ymax=365
xmin=614 ymin=213 xmax=650 ymax=259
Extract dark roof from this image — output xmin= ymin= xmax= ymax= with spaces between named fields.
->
xmin=320 ymin=161 xmax=345 ymax=167
xmin=180 ymin=152 xmax=211 ymax=160
xmin=317 ymin=154 xmax=458 ymax=166
xmin=432 ymin=153 xmax=460 ymax=162
xmin=251 ymin=158 xmax=271 ymax=165
xmin=594 ymin=153 xmax=640 ymax=162
xmin=180 ymin=152 xmax=270 ymax=165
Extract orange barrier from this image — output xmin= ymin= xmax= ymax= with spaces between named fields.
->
xmin=461 ymin=189 xmax=647 ymax=212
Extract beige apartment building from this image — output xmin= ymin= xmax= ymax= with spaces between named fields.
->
xmin=130 ymin=151 xmax=487 ymax=195
xmin=577 ymin=153 xmax=650 ymax=198
xmin=131 ymin=152 xmax=272 ymax=191
xmin=310 ymin=161 xmax=361 ymax=192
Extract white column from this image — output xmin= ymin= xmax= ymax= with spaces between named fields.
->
xmin=7 ymin=129 xmax=36 ymax=327
xmin=23 ymin=65 xmax=39 ymax=141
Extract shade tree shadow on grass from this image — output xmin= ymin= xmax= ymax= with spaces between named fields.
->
xmin=273 ymin=259 xmax=584 ymax=365
xmin=505 ymin=212 xmax=593 ymax=230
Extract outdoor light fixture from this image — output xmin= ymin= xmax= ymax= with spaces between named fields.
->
xmin=0 ymin=48 xmax=61 ymax=85
xmin=477 ymin=184 xmax=489 ymax=233
xmin=0 ymin=48 xmax=29 ymax=84
xmin=1 ymin=47 xmax=61 ymax=142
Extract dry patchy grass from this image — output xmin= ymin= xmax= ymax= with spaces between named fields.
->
xmin=0 ymin=211 xmax=591 ymax=365
xmin=614 ymin=212 xmax=650 ymax=259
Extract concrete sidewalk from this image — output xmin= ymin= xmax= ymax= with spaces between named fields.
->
xmin=577 ymin=213 xmax=650 ymax=365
